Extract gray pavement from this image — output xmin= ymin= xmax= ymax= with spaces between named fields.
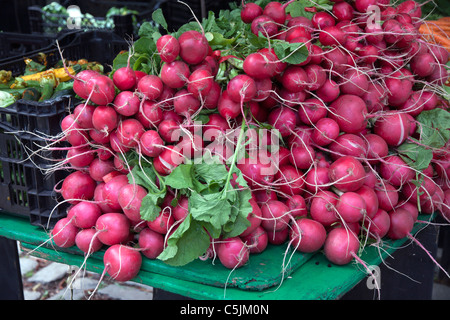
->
xmin=18 ymin=244 xmax=154 ymax=300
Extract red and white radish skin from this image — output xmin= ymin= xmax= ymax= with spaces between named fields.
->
xmin=61 ymin=171 xmax=97 ymax=204
xmin=324 ymin=227 xmax=360 ymax=265
xmin=103 ymin=244 xmax=142 ymax=282
xmin=138 ymin=228 xmax=165 ymax=259
xmin=217 ymin=237 xmax=250 ymax=269
xmin=95 ymin=213 xmax=131 ymax=246
xmin=289 ymin=218 xmax=327 ymax=253
xmin=67 ymin=201 xmax=102 ymax=229
xmin=118 ymin=184 xmax=147 ymax=222
xmin=51 ymin=217 xmax=79 ymax=248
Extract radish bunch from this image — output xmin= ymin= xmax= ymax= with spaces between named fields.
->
xmin=45 ymin=0 xmax=450 ymax=286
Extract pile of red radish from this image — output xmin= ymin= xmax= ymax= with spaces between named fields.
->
xmin=47 ymin=0 xmax=450 ymax=286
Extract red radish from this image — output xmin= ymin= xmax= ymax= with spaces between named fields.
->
xmin=136 ymin=100 xmax=163 ymax=129
xmin=365 ymin=133 xmax=389 ymax=164
xmin=329 ymin=94 xmax=368 ymax=134
xmin=339 ymin=69 xmax=369 ymax=97
xmin=375 ymin=181 xmax=399 ymax=211
xmin=51 ymin=217 xmax=78 ymax=248
xmin=94 ymin=183 xmax=117 ymax=213
xmin=160 ymin=60 xmax=190 ymax=88
xmin=158 ymin=119 xmax=181 ymax=143
xmin=67 ymin=201 xmax=102 ymax=229
xmin=147 ymin=210 xmax=175 ymax=234
xmin=243 ymin=51 xmax=277 ymax=79
xmin=156 ymin=34 xmax=180 ymax=63
xmin=72 ymin=70 xmax=116 ymax=105
xmin=217 ymin=237 xmax=250 ymax=269
xmin=138 ymin=228 xmax=165 ymax=259
xmin=365 ymin=208 xmax=391 ymax=239
xmin=275 ymin=165 xmax=305 ymax=197
xmin=312 ymin=118 xmax=340 ymax=146
xmin=298 ymin=98 xmax=327 ymax=125
xmin=316 ymin=79 xmax=340 ymax=103
xmin=140 ymin=130 xmax=164 ymax=157
xmin=218 ymin=90 xmax=241 ymax=120
xmin=379 ymin=155 xmax=415 ymax=187
xmin=332 ymin=1 xmax=354 ymax=21
xmin=61 ymin=171 xmax=97 ymax=204
xmin=61 ymin=114 xmax=89 ymax=146
xmin=387 ymin=208 xmax=414 ymax=240
xmin=280 ymin=65 xmax=308 ymax=93
xmin=67 ymin=146 xmax=95 ymax=168
xmin=227 ymin=74 xmax=257 ymax=103
xmin=103 ymin=244 xmax=142 ymax=282
xmin=203 ymin=81 xmax=221 ymax=109
xmin=241 ymin=226 xmax=268 ymax=254
xmin=268 ymin=106 xmax=297 ymax=138
xmin=251 ymin=15 xmax=278 ymax=38
xmin=328 ymin=156 xmax=366 ymax=192
xmin=178 ymin=30 xmax=210 ymax=65
xmin=319 ymin=25 xmax=348 ymax=46
xmin=137 ymin=75 xmax=163 ymax=101
xmin=153 ymin=145 xmax=183 ymax=176
xmin=89 ymin=129 xmax=110 ymax=145
xmin=263 ymin=1 xmax=287 ymax=24
xmin=187 ymin=68 xmax=213 ymax=99
xmin=92 ymin=105 xmax=118 ymax=134
xmin=109 ymin=130 xmax=130 ymax=154
xmin=103 ymin=174 xmax=129 ymax=211
xmin=89 ymin=158 xmax=115 ymax=182
xmin=73 ymin=103 xmax=95 ymax=129
xmin=237 ymin=154 xmax=275 ymax=188
xmin=75 ymin=228 xmax=103 ymax=254
xmin=285 ymin=26 xmax=312 ymax=43
xmin=336 ymin=191 xmax=367 ymax=223
xmin=396 ymin=201 xmax=419 ymax=222
xmin=173 ymin=89 xmax=201 ymax=116
xmin=113 ymin=91 xmax=140 ymax=117
xmin=241 ymin=2 xmax=263 ymax=23
xmin=116 ymin=118 xmax=145 ymax=148
xmin=290 ymin=218 xmax=327 ymax=253
xmin=113 ymin=66 xmax=136 ymax=91
xmin=267 ymin=227 xmax=289 ymax=245
xmin=173 ymin=196 xmax=189 ymax=221
xmin=328 ymin=133 xmax=368 ymax=160
xmin=95 ymin=212 xmax=131 ymax=246
xmin=305 ymin=166 xmax=331 ymax=193
xmin=304 ymin=64 xmax=326 ymax=91
xmin=324 ymin=227 xmax=360 ymax=265
xmin=240 ymin=198 xmax=263 ymax=237
xmin=355 ymin=185 xmax=379 ymax=219
xmin=373 ymin=113 xmax=411 ymax=147
xmin=260 ymin=200 xmax=291 ymax=232
xmin=312 ymin=11 xmax=335 ymax=29
xmin=118 ymin=184 xmax=147 ymax=222
xmin=285 ymin=195 xmax=308 ymax=218
xmin=289 ymin=144 xmax=316 ymax=170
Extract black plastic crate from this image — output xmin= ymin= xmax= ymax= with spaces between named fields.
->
xmin=0 ymin=95 xmax=74 ymax=136
xmin=28 ymin=1 xmax=163 ymax=37
xmin=0 ymin=30 xmax=128 ymax=76
xmin=0 ymin=30 xmax=128 ymax=228
xmin=0 ymin=32 xmax=57 ymax=60
xmin=0 ymin=131 xmax=70 ymax=228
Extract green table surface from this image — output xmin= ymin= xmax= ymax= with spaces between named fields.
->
xmin=0 ymin=213 xmax=434 ymax=300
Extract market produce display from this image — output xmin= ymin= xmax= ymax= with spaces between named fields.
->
xmin=37 ymin=0 xmax=450 ymax=288
xmin=39 ymin=1 xmax=141 ymax=33
xmin=0 ymin=56 xmax=103 ymax=107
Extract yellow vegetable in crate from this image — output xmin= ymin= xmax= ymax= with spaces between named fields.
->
xmin=18 ymin=66 xmax=77 ymax=85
